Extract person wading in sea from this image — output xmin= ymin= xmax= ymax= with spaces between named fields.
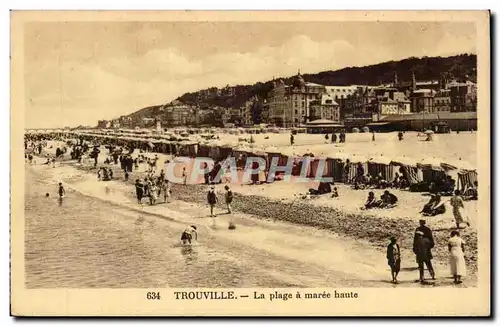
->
xmin=58 ymin=182 xmax=65 ymax=206
xmin=58 ymin=182 xmax=65 ymax=199
xmin=181 ymin=225 xmax=198 ymax=245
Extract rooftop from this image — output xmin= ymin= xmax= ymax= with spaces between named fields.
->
xmin=381 ymin=112 xmax=477 ymax=121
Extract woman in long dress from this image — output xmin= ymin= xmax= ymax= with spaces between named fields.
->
xmin=149 ymin=184 xmax=158 ymax=205
xmin=450 ymin=190 xmax=469 ymax=229
xmin=448 ymin=230 xmax=467 ymax=284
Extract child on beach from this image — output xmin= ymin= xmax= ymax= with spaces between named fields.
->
xmin=224 ymin=185 xmax=233 ymax=214
xmin=58 ymin=183 xmax=65 ymax=199
xmin=331 ymin=187 xmax=339 ymax=198
xmin=386 ymin=236 xmax=401 ymax=284
xmin=163 ymin=179 xmax=171 ymax=203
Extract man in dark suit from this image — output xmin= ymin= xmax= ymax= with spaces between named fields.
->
xmin=413 ymin=219 xmax=436 ymax=282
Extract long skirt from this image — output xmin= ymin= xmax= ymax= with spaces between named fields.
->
xmin=453 ymin=208 xmax=465 ymax=224
xmin=450 ymin=249 xmax=467 ymax=276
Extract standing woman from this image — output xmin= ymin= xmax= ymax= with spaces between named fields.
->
xmin=450 ymin=190 xmax=470 ymax=229
xmin=149 ymin=183 xmax=158 ymax=205
xmin=448 ymin=230 xmax=467 ymax=284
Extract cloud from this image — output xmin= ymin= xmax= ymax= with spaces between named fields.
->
xmin=25 ymin=33 xmax=474 ymax=128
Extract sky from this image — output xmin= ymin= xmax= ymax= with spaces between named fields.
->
xmin=23 ymin=21 xmax=476 ymax=128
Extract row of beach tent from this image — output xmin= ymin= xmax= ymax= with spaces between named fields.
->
xmin=63 ymin=131 xmax=478 ymax=193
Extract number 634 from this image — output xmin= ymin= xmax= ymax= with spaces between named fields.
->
xmin=147 ymin=292 xmax=161 ymax=300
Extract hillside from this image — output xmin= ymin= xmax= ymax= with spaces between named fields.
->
xmin=125 ymin=53 xmax=476 ymax=121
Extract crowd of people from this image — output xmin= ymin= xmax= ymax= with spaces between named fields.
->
xmin=25 ymin=132 xmax=475 ymax=286
xmin=134 ymin=170 xmax=171 ymax=206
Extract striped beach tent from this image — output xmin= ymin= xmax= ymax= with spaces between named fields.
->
xmin=457 ymin=170 xmax=478 ymax=193
xmin=418 ymin=157 xmax=446 ymax=184
xmin=368 ymin=156 xmax=395 ymax=181
xmin=391 ymin=156 xmax=421 ymax=185
xmin=347 ymin=155 xmax=369 ymax=184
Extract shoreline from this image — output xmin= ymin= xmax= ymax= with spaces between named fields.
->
xmin=42 ymin=152 xmax=478 ymax=279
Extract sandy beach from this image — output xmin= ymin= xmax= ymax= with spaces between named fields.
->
xmin=26 ymin=134 xmax=478 ymax=286
xmin=190 ymin=131 xmax=477 ymax=168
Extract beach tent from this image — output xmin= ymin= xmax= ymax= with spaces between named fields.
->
xmin=457 ymin=169 xmax=478 ymax=193
xmin=390 ymin=156 xmax=421 ymax=185
xmin=345 ymin=155 xmax=369 ymax=184
xmin=439 ymin=158 xmax=477 ymax=193
xmin=368 ymin=156 xmax=395 ymax=181
xmin=417 ymin=157 xmax=446 ymax=184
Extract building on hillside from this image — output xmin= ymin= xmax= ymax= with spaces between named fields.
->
xmin=111 ymin=120 xmax=121 ymax=129
xmin=220 ymin=84 xmax=236 ymax=98
xmin=395 ymin=71 xmax=440 ymax=93
xmin=309 ymin=93 xmax=340 ymax=122
xmin=261 ymin=99 xmax=270 ymax=124
xmin=197 ymin=87 xmax=221 ymax=101
xmin=324 ymin=85 xmax=358 ymax=118
xmin=97 ymin=120 xmax=111 ymax=129
xmin=197 ymin=89 xmax=211 ymax=101
xmin=160 ymin=101 xmax=199 ymax=126
xmin=409 ymin=89 xmax=436 ymax=113
xmin=377 ymin=89 xmax=411 ymax=115
xmin=239 ymin=98 xmax=256 ymax=125
xmin=400 ymin=72 xmax=477 ymax=113
xmin=221 ymin=107 xmax=232 ymax=124
xmin=433 ymin=89 xmax=452 ymax=112
xmin=250 ymin=96 xmax=266 ymax=125
xmin=142 ymin=117 xmax=155 ymax=127
xmin=267 ymin=71 xmax=326 ymax=127
xmin=448 ymin=80 xmax=477 ymax=112
xmin=119 ymin=116 xmax=133 ymax=128
xmin=351 ymin=86 xmax=378 ymax=115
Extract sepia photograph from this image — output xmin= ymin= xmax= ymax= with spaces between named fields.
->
xmin=10 ymin=10 xmax=491 ymax=316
